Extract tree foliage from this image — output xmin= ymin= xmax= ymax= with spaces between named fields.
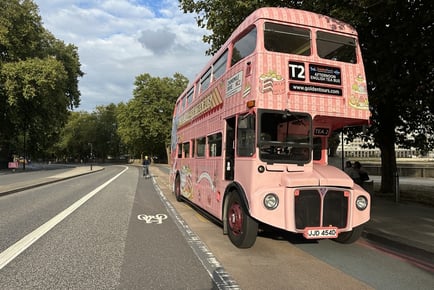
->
xmin=179 ymin=0 xmax=434 ymax=192
xmin=55 ymin=104 xmax=122 ymax=162
xmin=0 ymin=0 xmax=83 ymax=166
xmin=117 ymin=73 xmax=189 ymax=160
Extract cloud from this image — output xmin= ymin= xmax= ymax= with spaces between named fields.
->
xmin=35 ymin=0 xmax=210 ymax=111
xmin=138 ymin=29 xmax=176 ymax=54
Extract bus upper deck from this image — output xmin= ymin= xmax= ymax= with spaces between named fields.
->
xmin=175 ymin=7 xmax=370 ymax=134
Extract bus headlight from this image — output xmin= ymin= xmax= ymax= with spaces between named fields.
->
xmin=264 ymin=193 xmax=279 ymax=210
xmin=355 ymin=196 xmax=368 ymax=210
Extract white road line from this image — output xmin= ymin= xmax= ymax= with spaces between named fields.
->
xmin=0 ymin=166 xmax=128 ymax=270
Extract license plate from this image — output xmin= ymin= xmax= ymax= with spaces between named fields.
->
xmin=303 ymin=227 xmax=338 ymax=239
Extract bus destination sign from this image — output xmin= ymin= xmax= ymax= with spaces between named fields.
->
xmin=309 ymin=64 xmax=341 ymax=85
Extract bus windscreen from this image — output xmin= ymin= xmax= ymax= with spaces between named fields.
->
xmin=258 ymin=110 xmax=312 ymax=164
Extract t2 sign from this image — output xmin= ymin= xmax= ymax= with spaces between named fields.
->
xmin=314 ymin=128 xmax=329 ymax=136
xmin=289 ymin=62 xmax=305 ymax=81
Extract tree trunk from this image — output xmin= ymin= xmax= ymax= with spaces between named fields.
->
xmin=166 ymin=145 xmax=171 ymax=165
xmin=379 ymin=132 xmax=397 ymax=193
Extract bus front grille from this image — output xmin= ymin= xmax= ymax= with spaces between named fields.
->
xmin=295 ymin=189 xmax=348 ymax=229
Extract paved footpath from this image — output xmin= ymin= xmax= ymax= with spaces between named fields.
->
xmin=0 ymin=164 xmax=433 ymax=269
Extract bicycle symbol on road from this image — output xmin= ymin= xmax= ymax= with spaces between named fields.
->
xmin=137 ymin=213 xmax=168 ymax=224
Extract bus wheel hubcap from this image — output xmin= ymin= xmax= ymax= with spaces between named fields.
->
xmin=229 ymin=203 xmax=243 ymax=235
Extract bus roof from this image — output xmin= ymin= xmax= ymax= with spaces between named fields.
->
xmin=231 ymin=7 xmax=357 ymax=40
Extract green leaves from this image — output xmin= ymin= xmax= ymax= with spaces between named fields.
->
xmin=0 ymin=0 xmax=82 ymax=164
xmin=117 ymin=73 xmax=188 ymax=159
xmin=3 ymin=58 xmax=67 ymax=104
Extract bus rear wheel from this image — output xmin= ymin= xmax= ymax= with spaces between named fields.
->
xmin=334 ymin=226 xmax=364 ymax=244
xmin=174 ymin=174 xmax=182 ymax=202
xmin=226 ymin=191 xmax=258 ymax=248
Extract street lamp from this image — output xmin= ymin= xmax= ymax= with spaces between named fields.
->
xmin=88 ymin=143 xmax=93 ymax=170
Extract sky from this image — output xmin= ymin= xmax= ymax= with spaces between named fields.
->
xmin=35 ymin=0 xmax=210 ymax=111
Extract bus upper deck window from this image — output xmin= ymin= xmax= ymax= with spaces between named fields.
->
xmin=264 ymin=22 xmax=311 ymax=56
xmin=231 ymin=26 xmax=257 ymax=66
xmin=186 ymin=88 xmax=194 ymax=104
xmin=316 ymin=31 xmax=357 ymax=63
xmin=200 ymin=68 xmax=212 ymax=92
xmin=213 ymin=49 xmax=228 ymax=80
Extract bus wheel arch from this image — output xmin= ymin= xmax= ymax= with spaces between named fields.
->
xmin=223 ymin=185 xmax=258 ymax=248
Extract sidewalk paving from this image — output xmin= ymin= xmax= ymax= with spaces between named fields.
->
xmin=0 ymin=164 xmax=432 ymax=267
xmin=363 ymin=196 xmax=434 ymax=266
xmin=0 ymin=165 xmax=104 ymax=196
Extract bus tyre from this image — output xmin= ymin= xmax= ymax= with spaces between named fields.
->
xmin=334 ymin=226 xmax=364 ymax=244
xmin=175 ymin=174 xmax=182 ymax=202
xmin=226 ymin=191 xmax=258 ymax=248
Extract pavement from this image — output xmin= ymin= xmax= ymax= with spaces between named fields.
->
xmin=0 ymin=163 xmax=433 ymax=268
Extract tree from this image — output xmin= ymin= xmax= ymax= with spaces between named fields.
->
xmin=1 ymin=57 xmax=69 ymax=164
xmin=179 ymin=0 xmax=434 ymax=193
xmin=301 ymin=0 xmax=434 ymax=192
xmin=117 ymin=73 xmax=189 ymax=161
xmin=55 ymin=105 xmax=123 ymax=162
xmin=93 ymin=104 xmax=122 ymax=161
xmin=0 ymin=0 xmax=83 ymax=167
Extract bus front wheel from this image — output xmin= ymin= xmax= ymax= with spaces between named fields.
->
xmin=334 ymin=226 xmax=364 ymax=244
xmin=174 ymin=174 xmax=182 ymax=202
xmin=226 ymin=191 xmax=258 ymax=248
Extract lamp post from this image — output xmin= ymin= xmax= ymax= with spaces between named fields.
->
xmin=88 ymin=143 xmax=93 ymax=171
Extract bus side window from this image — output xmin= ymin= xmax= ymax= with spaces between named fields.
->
xmin=237 ymin=114 xmax=256 ymax=156
xmin=186 ymin=88 xmax=194 ymax=104
xmin=200 ymin=68 xmax=212 ymax=92
xmin=208 ymin=133 xmax=222 ymax=157
xmin=213 ymin=49 xmax=228 ymax=80
xmin=178 ymin=143 xmax=182 ymax=158
xmin=181 ymin=96 xmax=186 ymax=111
xmin=196 ymin=137 xmax=206 ymax=157
xmin=183 ymin=142 xmax=190 ymax=158
xmin=231 ymin=26 xmax=257 ymax=66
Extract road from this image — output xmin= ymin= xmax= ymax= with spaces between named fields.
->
xmin=0 ymin=164 xmax=433 ymax=289
xmin=0 ymin=165 xmax=214 ymax=289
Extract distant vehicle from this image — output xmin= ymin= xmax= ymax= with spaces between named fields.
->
xmin=170 ymin=7 xmax=371 ymax=248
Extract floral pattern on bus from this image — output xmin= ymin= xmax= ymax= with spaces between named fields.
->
xmin=259 ymin=71 xmax=285 ymax=94
xmin=180 ymin=165 xmax=193 ymax=199
xmin=349 ymin=74 xmax=369 ymax=110
xmin=197 ymin=172 xmax=216 ymax=206
xmin=197 ymin=172 xmax=216 ymax=191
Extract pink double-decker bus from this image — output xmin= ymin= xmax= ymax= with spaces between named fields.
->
xmin=170 ymin=7 xmax=370 ymax=248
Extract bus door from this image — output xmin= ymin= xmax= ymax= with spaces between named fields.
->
xmin=225 ymin=117 xmax=235 ymax=180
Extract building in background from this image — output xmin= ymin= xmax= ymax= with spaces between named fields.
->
xmin=336 ymin=137 xmax=432 ymax=159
